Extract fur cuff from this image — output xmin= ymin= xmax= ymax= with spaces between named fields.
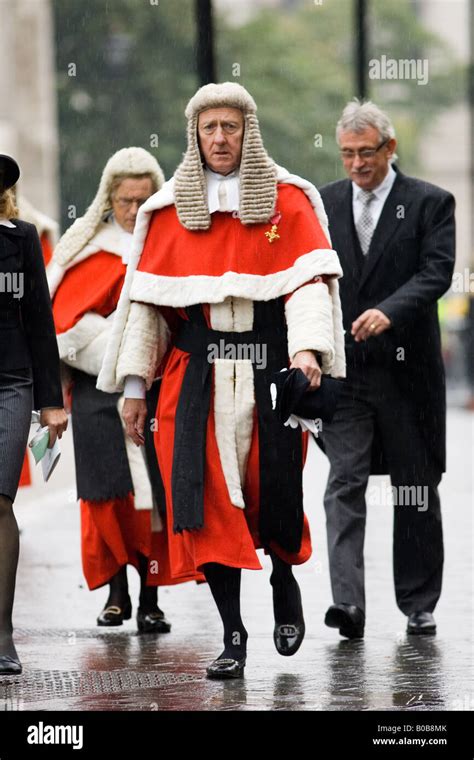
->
xmin=57 ymin=312 xmax=110 ymax=365
xmin=116 ymin=302 xmax=169 ymax=390
xmin=72 ymin=327 xmax=112 ymax=377
xmin=285 ymin=282 xmax=336 ymax=373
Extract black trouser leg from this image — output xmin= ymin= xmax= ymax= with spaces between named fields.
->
xmin=203 ymin=563 xmax=248 ymax=660
xmin=320 ymin=373 xmax=374 ymax=613
xmin=137 ymin=552 xmax=159 ymax=612
xmin=373 ymin=367 xmax=444 ymax=615
xmin=269 ymin=550 xmax=303 ymax=624
xmin=392 ymin=481 xmax=444 ymax=615
xmin=105 ymin=565 xmax=129 ymax=606
xmin=0 ymin=495 xmax=20 ymax=660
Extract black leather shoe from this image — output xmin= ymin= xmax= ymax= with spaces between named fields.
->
xmin=97 ymin=597 xmax=132 ymax=626
xmin=407 ymin=611 xmax=436 ymax=635
xmin=137 ymin=608 xmax=171 ymax=634
xmin=273 ymin=622 xmax=305 ymax=656
xmin=325 ymin=604 xmax=365 ymax=639
xmin=206 ymin=657 xmax=246 ymax=680
xmin=0 ymin=655 xmax=22 ymax=675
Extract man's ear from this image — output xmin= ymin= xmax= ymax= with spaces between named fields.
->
xmin=386 ymin=137 xmax=397 ymax=159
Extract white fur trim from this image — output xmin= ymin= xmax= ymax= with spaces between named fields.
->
xmin=116 ymin=396 xmax=153 ymax=510
xmin=327 ymin=277 xmax=346 ymax=378
xmin=209 ymin=298 xmax=253 ymax=332
xmin=69 ymin=325 xmax=113 ymax=377
xmin=213 ymin=359 xmax=255 ymax=508
xmin=210 ymin=300 xmax=255 ymax=508
xmin=97 ymin=170 xmax=345 ymax=393
xmin=286 ymin=282 xmax=337 ymax=373
xmin=57 ymin=312 xmax=110 ymax=364
xmin=115 ymin=302 xmax=169 ymax=391
xmin=275 ymin=164 xmax=332 ymax=245
xmin=129 ymin=249 xmax=341 ymax=307
xmin=234 ymin=361 xmax=255 ymax=485
xmin=47 ymin=222 xmax=128 ymax=297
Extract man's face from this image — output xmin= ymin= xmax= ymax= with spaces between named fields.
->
xmin=197 ymin=107 xmax=244 ymax=175
xmin=111 ymin=176 xmax=154 ymax=233
xmin=339 ymin=126 xmax=397 ymax=190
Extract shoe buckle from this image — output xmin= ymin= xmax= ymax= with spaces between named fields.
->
xmin=279 ymin=624 xmax=297 ymax=637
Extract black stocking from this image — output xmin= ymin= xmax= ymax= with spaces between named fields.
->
xmin=0 ymin=495 xmax=20 ymax=660
xmin=269 ymin=550 xmax=304 ymax=624
xmin=105 ymin=565 xmax=129 ymax=607
xmin=203 ymin=563 xmax=248 ymax=661
xmin=137 ymin=553 xmax=160 ymax=613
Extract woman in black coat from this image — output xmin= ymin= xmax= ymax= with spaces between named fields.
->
xmin=0 ymin=155 xmax=68 ymax=674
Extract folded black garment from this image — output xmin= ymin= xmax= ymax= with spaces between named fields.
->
xmin=271 ymin=368 xmax=343 ymax=424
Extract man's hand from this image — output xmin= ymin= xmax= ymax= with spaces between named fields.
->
xmin=122 ymin=398 xmax=147 ymax=446
xmin=290 ymin=350 xmax=322 ymax=390
xmin=39 ymin=408 xmax=68 ymax=448
xmin=352 ymin=308 xmax=392 ymax=342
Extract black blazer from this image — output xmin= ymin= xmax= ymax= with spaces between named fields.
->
xmin=0 ymin=219 xmax=62 ymax=409
xmin=319 ymin=169 xmax=455 ymax=476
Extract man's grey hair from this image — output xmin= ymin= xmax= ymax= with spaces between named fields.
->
xmin=336 ymin=99 xmax=398 ymax=162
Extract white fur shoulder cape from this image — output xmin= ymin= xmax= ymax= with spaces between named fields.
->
xmin=97 ymin=166 xmax=346 ymax=393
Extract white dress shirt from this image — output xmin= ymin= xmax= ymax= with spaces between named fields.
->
xmin=124 ymin=166 xmax=241 ymax=400
xmin=0 ymin=218 xmax=16 ymax=228
xmin=352 ymin=165 xmax=397 ymax=229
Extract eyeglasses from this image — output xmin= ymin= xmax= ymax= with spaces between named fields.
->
xmin=340 ymin=139 xmax=389 ymax=161
xmin=114 ymin=196 xmax=149 ymax=209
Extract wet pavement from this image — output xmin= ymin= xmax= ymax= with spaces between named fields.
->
xmin=1 ymin=408 xmax=472 ymax=711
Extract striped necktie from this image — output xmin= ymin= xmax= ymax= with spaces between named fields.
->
xmin=356 ymin=190 xmax=376 ymax=255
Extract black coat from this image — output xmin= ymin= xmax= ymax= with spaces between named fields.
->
xmin=0 ymin=219 xmax=62 ymax=409
xmin=319 ymin=169 xmax=455 ymax=476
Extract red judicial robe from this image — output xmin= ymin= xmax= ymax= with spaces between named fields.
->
xmin=53 ymin=250 xmax=198 ymax=589
xmin=132 ymin=183 xmax=339 ymax=579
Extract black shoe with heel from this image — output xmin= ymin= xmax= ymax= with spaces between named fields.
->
xmin=206 ymin=657 xmax=246 ymax=679
xmin=97 ymin=597 xmax=132 ymax=626
xmin=136 ymin=608 xmax=171 ymax=634
xmin=325 ymin=603 xmax=365 ymax=639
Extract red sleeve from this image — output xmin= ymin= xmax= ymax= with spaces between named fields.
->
xmin=52 ymin=251 xmax=126 ymax=334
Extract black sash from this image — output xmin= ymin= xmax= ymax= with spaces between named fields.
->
xmin=171 ymin=301 xmax=303 ymax=554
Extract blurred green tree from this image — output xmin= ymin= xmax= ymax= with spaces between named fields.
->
xmin=53 ymin=0 xmax=463 ymax=229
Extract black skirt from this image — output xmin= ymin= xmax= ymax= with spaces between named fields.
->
xmin=0 ymin=368 xmax=33 ymax=502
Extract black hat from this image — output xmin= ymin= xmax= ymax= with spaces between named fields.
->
xmin=0 ymin=154 xmax=20 ymax=192
xmin=271 ymin=368 xmax=343 ymax=424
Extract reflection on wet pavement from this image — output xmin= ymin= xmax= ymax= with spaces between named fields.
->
xmin=1 ymin=411 xmax=471 ymax=711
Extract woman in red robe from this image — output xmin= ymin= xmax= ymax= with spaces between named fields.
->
xmin=49 ymin=148 xmax=200 ymax=632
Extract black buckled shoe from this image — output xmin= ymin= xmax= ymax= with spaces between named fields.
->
xmin=97 ymin=597 xmax=132 ymax=626
xmin=137 ymin=608 xmax=171 ymax=634
xmin=407 ymin=611 xmax=436 ymax=635
xmin=0 ymin=655 xmax=22 ymax=675
xmin=325 ymin=604 xmax=365 ymax=639
xmin=206 ymin=657 xmax=246 ymax=680
xmin=273 ymin=621 xmax=306 ymax=656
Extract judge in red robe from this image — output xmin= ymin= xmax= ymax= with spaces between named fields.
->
xmin=98 ymin=85 xmax=346 ymax=677
xmin=49 ymin=147 xmax=199 ymax=633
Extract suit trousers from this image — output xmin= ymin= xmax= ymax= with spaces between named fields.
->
xmin=320 ymin=362 xmax=444 ymax=615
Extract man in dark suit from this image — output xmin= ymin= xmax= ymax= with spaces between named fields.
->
xmin=319 ymin=100 xmax=455 ymax=638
